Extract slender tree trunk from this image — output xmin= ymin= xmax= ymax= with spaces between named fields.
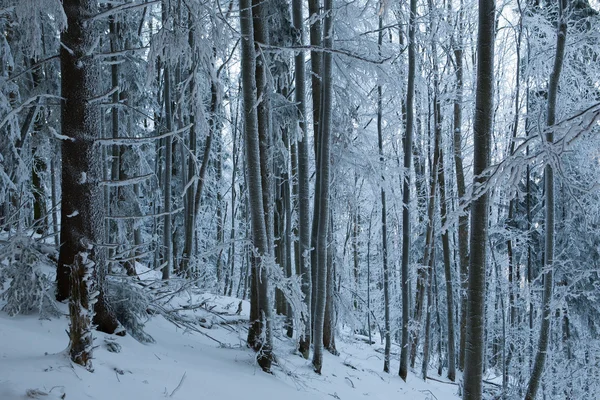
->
xmin=323 ymin=214 xmax=337 ymax=354
xmin=462 ymin=0 xmax=495 ymax=397
xmin=422 ymin=247 xmax=434 ymax=380
xmin=293 ymin=0 xmax=312 ymax=359
xmin=525 ymin=1 xmax=566 ymax=398
xmin=411 ymin=93 xmax=441 ymax=370
xmin=312 ymin=0 xmax=333 ymax=373
xmin=308 ymin=0 xmax=323 ymax=328
xmin=376 ymin=14 xmax=392 ymax=374
xmin=439 ymin=137 xmax=456 ymax=382
xmin=240 ymin=0 xmax=273 ymax=372
xmin=399 ymin=0 xmax=417 ymax=381
xmin=452 ymin=0 xmax=469 ymax=372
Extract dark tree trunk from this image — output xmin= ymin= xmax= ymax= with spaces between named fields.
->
xmin=308 ymin=0 xmax=323 ymax=329
xmin=439 ymin=129 xmax=456 ymax=382
xmin=452 ymin=0 xmax=470 ymax=372
xmin=377 ymin=14 xmax=391 ymax=374
xmin=463 ymin=0 xmax=495 ymax=397
xmin=312 ymin=0 xmax=333 ymax=374
xmin=58 ymin=0 xmax=120 ymax=344
xmin=399 ymin=0 xmax=417 ymax=381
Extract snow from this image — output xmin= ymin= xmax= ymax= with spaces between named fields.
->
xmin=0 ymin=293 xmax=461 ymax=400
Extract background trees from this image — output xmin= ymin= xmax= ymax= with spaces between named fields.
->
xmin=1 ymin=0 xmax=599 ymax=396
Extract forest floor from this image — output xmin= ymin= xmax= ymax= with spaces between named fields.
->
xmin=0 ymin=271 xmax=462 ymax=400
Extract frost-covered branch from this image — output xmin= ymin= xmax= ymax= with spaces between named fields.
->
xmin=99 ymin=173 xmax=154 ymax=187
xmin=87 ymin=0 xmax=160 ymax=22
xmin=95 ymin=123 xmax=193 ymax=145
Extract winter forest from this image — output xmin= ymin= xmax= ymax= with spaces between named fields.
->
xmin=0 ymin=0 xmax=599 ymax=399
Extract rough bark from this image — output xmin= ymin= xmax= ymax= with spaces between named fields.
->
xmin=58 ymin=0 xmax=120 ymax=336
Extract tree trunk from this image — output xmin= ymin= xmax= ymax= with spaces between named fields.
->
xmin=308 ymin=0 xmax=323 ymax=329
xmin=312 ymin=0 xmax=333 ymax=374
xmin=452 ymin=0 xmax=470 ymax=372
xmin=377 ymin=14 xmax=392 ymax=374
xmin=525 ymin=0 xmax=566 ymax=398
xmin=58 ymin=0 xmax=121 ymax=344
xmin=399 ymin=0 xmax=417 ymax=381
xmin=240 ymin=0 xmax=273 ymax=372
xmin=439 ymin=134 xmax=457 ymax=382
xmin=293 ymin=0 xmax=312 ymax=359
xmin=462 ymin=0 xmax=495 ymax=397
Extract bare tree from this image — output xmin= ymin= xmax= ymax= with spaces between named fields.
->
xmin=312 ymin=0 xmax=334 ymax=374
xmin=525 ymin=0 xmax=567 ymax=398
xmin=293 ymin=0 xmax=312 ymax=359
xmin=463 ymin=0 xmax=495 ymax=397
xmin=399 ymin=0 xmax=417 ymax=381
xmin=240 ymin=0 xmax=273 ymax=372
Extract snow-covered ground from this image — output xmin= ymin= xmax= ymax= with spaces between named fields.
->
xmin=0 ymin=292 xmax=461 ymax=400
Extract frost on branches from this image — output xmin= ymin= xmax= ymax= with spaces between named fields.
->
xmin=0 ymin=235 xmax=60 ymax=318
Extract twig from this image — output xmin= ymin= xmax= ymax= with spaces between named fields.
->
xmin=169 ymin=372 xmax=187 ymax=397
xmin=419 ymin=389 xmax=438 ymax=400
xmin=425 ymin=375 xmax=458 ymax=385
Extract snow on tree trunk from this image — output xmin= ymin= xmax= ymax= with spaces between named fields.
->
xmin=58 ymin=0 xmax=120 ymax=336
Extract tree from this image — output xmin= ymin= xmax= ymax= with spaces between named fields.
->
xmin=240 ymin=0 xmax=273 ymax=372
xmin=312 ymin=0 xmax=334 ymax=374
xmin=399 ymin=0 xmax=417 ymax=381
xmin=58 ymin=0 xmax=124 ymax=368
xmin=463 ymin=0 xmax=495 ymax=397
xmin=525 ymin=0 xmax=567 ymax=398
xmin=293 ymin=0 xmax=312 ymax=359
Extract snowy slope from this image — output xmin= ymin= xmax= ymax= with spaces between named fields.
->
xmin=0 ymin=295 xmax=461 ymax=400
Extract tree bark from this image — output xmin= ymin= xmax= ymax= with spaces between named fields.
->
xmin=308 ymin=0 xmax=323 ymax=328
xmin=58 ymin=0 xmax=120 ymax=340
xmin=399 ymin=0 xmax=417 ymax=381
xmin=240 ymin=0 xmax=273 ymax=372
xmin=452 ymin=0 xmax=470 ymax=372
xmin=462 ymin=0 xmax=495 ymax=397
xmin=293 ymin=0 xmax=312 ymax=359
xmin=312 ymin=0 xmax=333 ymax=374
xmin=439 ymin=130 xmax=457 ymax=382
